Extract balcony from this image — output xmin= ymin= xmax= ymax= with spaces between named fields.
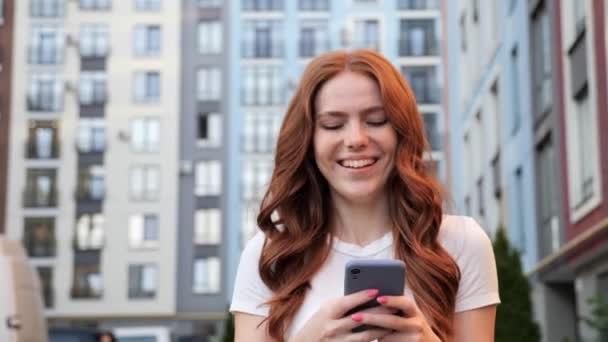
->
xmin=25 ymin=141 xmax=60 ymax=159
xmin=27 ymin=94 xmax=62 ymax=112
xmin=29 ymin=46 xmax=63 ymax=65
xmin=398 ymin=37 xmax=439 ymax=57
xmin=242 ymin=0 xmax=283 ymax=11
xmin=24 ymin=240 xmax=56 ymax=258
xmin=23 ymin=188 xmax=58 ymax=208
xmin=397 ymin=0 xmax=439 ymax=10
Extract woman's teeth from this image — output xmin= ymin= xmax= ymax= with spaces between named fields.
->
xmin=340 ymin=159 xmax=376 ymax=169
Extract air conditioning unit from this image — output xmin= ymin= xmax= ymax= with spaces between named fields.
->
xmin=180 ymin=160 xmax=193 ymax=176
xmin=117 ymin=130 xmax=131 ymax=142
xmin=64 ymin=80 xmax=77 ymax=93
xmin=66 ymin=33 xmax=79 ymax=47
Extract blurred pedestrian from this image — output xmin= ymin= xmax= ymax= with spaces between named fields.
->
xmin=97 ymin=331 xmax=117 ymax=342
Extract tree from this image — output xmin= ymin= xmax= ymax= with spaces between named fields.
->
xmin=493 ymin=227 xmax=541 ymax=342
xmin=220 ymin=309 xmax=235 ymax=342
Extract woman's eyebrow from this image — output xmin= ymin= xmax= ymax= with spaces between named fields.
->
xmin=317 ymin=106 xmax=385 ymax=118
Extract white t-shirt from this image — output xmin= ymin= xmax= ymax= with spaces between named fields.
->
xmin=230 ymin=215 xmax=501 ymax=339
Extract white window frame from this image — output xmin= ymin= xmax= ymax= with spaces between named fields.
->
xmin=134 ymin=25 xmax=161 ymax=56
xmin=198 ymin=20 xmax=222 ymax=54
xmin=193 ymin=257 xmax=221 ymax=294
xmin=128 ymin=214 xmax=159 ymax=249
xmin=195 ymin=161 xmax=221 ymax=196
xmin=134 ymin=71 xmax=161 ymax=103
xmin=130 ymin=165 xmax=160 ymax=201
xmin=197 ymin=68 xmax=221 ymax=101
xmin=197 ymin=112 xmax=222 ymax=148
xmin=131 ymin=117 xmax=160 ymax=153
xmin=194 ymin=208 xmax=221 ymax=245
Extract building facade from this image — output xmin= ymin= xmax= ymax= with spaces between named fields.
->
xmin=4 ymin=0 xmax=191 ymax=338
xmin=233 ymin=0 xmax=446 ymax=254
xmin=447 ymin=0 xmax=608 ymax=341
xmin=0 ymin=0 xmax=15 ymax=235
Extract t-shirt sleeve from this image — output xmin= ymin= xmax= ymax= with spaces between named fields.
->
xmin=230 ymin=231 xmax=273 ymax=317
xmin=454 ymin=217 xmax=501 ymax=312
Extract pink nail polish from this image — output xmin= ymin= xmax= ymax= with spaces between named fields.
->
xmin=367 ymin=289 xmax=378 ymax=297
xmin=377 ymin=296 xmax=388 ymax=304
xmin=352 ymin=313 xmax=363 ymax=322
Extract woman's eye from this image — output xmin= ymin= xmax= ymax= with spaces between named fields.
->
xmin=322 ymin=124 xmax=342 ymax=130
xmin=368 ymin=120 xmax=388 ymax=126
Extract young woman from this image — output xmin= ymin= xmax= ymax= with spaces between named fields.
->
xmin=230 ymin=50 xmax=500 ymax=342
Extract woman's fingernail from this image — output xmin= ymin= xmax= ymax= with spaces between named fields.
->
xmin=367 ymin=289 xmax=379 ymax=297
xmin=352 ymin=313 xmax=363 ymax=322
xmin=377 ymin=296 xmax=388 ymax=304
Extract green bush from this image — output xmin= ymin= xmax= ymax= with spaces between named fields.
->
xmin=220 ymin=309 xmax=235 ymax=342
xmin=493 ymin=227 xmax=541 ymax=342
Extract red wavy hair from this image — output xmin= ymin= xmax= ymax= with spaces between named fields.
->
xmin=257 ymin=49 xmax=460 ymax=341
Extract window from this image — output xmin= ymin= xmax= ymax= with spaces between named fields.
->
xmin=242 ymin=113 xmax=282 ymax=153
xmin=242 ymin=0 xmax=283 ymax=11
xmin=27 ymin=74 xmax=63 ymax=112
xmin=509 ymin=0 xmax=517 ymax=15
xmin=422 ymin=113 xmax=440 ymax=151
xmin=135 ymin=0 xmax=161 ymax=11
xmin=242 ymin=20 xmax=284 ymax=58
xmin=75 ymin=213 xmax=105 ymax=250
xmin=476 ymin=177 xmax=484 ymax=217
xmin=398 ymin=19 xmax=438 ymax=56
xmin=195 ymin=161 xmax=221 ymax=196
xmin=242 ymin=66 xmax=283 ymax=106
xmin=401 ymin=66 xmax=440 ymax=104
xmin=23 ymin=217 xmax=56 ymax=257
xmin=128 ymin=264 xmax=157 ymax=299
xmin=197 ymin=68 xmax=221 ymax=101
xmin=514 ymin=168 xmax=526 ymax=252
xmin=198 ymin=21 xmax=222 ymax=54
xmin=134 ymin=25 xmax=161 ymax=56
xmin=0 ymin=0 xmax=4 ymax=23
xmin=130 ymin=165 xmax=160 ymax=201
xmin=492 ymin=153 xmax=501 ymax=198
xmin=80 ymin=0 xmax=111 ymax=10
xmin=197 ymin=113 xmax=222 ymax=147
xmin=77 ymin=119 xmax=106 ymax=153
xmin=30 ymin=0 xmax=64 ymax=17
xmin=131 ymin=117 xmax=160 ymax=152
xmin=536 ymin=135 xmax=559 ymax=256
xmin=397 ymin=0 xmax=439 ymax=10
xmin=299 ymin=20 xmax=329 ymax=58
xmin=532 ymin=3 xmax=552 ymax=118
xmin=80 ymin=24 xmax=110 ymax=58
xmin=242 ymin=160 xmax=273 ymax=199
xmin=71 ymin=264 xmax=102 ymax=299
xmin=27 ymin=120 xmax=59 ymax=159
xmin=574 ymin=90 xmax=596 ymax=207
xmin=510 ymin=46 xmax=520 ymax=134
xmin=459 ymin=13 xmax=467 ymax=52
xmin=129 ymin=214 xmax=159 ymax=248
xmin=194 ymin=209 xmax=221 ymax=244
xmin=37 ymin=267 xmax=54 ymax=308
xmin=79 ymin=72 xmax=107 ymax=105
xmin=24 ymin=169 xmax=57 ymax=208
xmin=134 ymin=71 xmax=161 ymax=102
xmin=29 ymin=25 xmax=64 ymax=65
xmin=198 ymin=0 xmax=221 ymax=8
xmin=193 ymin=257 xmax=220 ymax=294
xmin=76 ymin=165 xmax=105 ymax=200
xmin=298 ymin=0 xmax=329 ymax=11
xmin=572 ymin=0 xmax=586 ymax=36
xmin=354 ymin=19 xmax=379 ymax=50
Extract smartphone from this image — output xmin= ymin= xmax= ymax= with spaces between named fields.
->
xmin=344 ymin=259 xmax=406 ymax=332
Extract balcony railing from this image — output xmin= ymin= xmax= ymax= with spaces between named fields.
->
xmin=70 ymin=285 xmax=102 ymax=299
xmin=25 ymin=142 xmax=60 ymax=159
xmin=242 ymin=0 xmax=283 ymax=11
xmin=23 ymin=188 xmax=58 ymax=208
xmin=242 ymin=41 xmax=284 ymax=59
xmin=24 ymin=240 xmax=56 ymax=258
xmin=397 ymin=0 xmax=439 ymax=10
xmin=29 ymin=46 xmax=63 ymax=65
xmin=27 ymin=94 xmax=62 ymax=112
xmin=398 ymin=37 xmax=439 ymax=57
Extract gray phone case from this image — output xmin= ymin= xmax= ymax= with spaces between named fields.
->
xmin=344 ymin=259 xmax=406 ymax=332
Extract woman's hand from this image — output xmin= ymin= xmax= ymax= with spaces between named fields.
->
xmin=290 ymin=289 xmax=393 ymax=342
xmin=352 ymin=295 xmax=441 ymax=342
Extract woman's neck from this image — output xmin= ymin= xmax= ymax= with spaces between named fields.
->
xmin=330 ymin=191 xmax=392 ymax=247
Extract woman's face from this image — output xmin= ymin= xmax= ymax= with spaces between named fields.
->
xmin=313 ymin=71 xmax=398 ymax=203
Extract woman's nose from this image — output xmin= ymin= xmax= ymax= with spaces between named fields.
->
xmin=345 ymin=122 xmax=369 ymax=149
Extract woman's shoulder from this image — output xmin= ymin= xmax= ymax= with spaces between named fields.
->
xmin=241 ymin=230 xmax=266 ymax=258
xmin=437 ymin=215 xmax=493 ymax=260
